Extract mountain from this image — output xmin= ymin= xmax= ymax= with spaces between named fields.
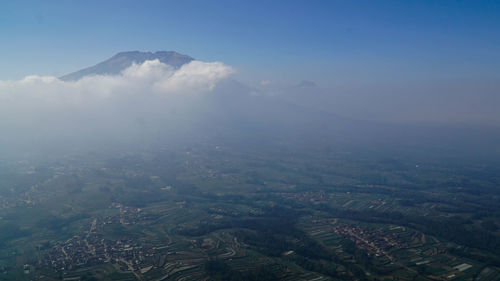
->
xmin=60 ymin=51 xmax=193 ymax=81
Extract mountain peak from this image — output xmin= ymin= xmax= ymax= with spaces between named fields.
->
xmin=60 ymin=50 xmax=194 ymax=81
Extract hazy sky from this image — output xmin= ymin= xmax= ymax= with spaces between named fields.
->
xmin=1 ymin=0 xmax=499 ymax=126
xmin=1 ymin=0 xmax=499 ymax=85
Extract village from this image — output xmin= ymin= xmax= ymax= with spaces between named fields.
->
xmin=43 ymin=203 xmax=157 ymax=275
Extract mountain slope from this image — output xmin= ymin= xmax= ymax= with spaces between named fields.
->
xmin=60 ymin=51 xmax=193 ymax=81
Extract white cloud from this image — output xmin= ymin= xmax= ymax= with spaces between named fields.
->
xmin=154 ymin=61 xmax=234 ymax=94
xmin=0 ymin=59 xmax=233 ymax=109
xmin=0 ymin=59 xmax=234 ymax=145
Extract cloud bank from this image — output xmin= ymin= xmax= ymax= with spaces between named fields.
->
xmin=0 ymin=60 xmax=234 ymax=152
xmin=0 ymin=59 xmax=233 ymax=109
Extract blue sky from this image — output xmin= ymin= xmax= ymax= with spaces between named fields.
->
xmin=1 ymin=0 xmax=500 ymax=85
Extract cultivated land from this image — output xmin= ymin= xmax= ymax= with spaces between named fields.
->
xmin=0 ymin=141 xmax=499 ymax=281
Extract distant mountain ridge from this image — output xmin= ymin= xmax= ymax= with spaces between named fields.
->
xmin=60 ymin=51 xmax=194 ymax=81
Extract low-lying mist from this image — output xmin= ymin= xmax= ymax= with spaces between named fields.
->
xmin=0 ymin=59 xmax=499 ymax=165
